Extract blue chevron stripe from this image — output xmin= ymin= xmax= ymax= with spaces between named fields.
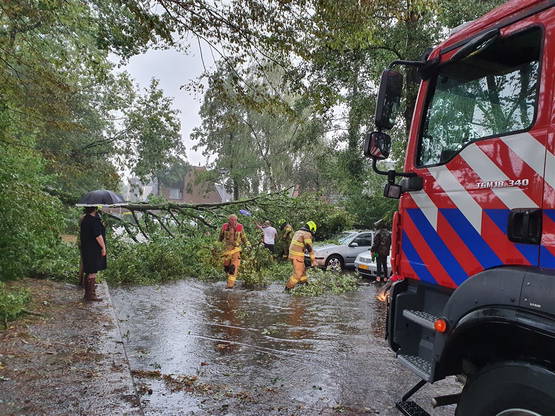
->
xmin=545 ymin=209 xmax=555 ymax=222
xmin=406 ymin=209 xmax=467 ymax=286
xmin=401 ymin=231 xmax=437 ymax=285
xmin=485 ymin=209 xmax=538 ymax=266
xmin=540 ymin=246 xmax=555 ymax=268
xmin=541 ymin=210 xmax=555 ymax=268
xmin=440 ymin=208 xmax=501 ymax=270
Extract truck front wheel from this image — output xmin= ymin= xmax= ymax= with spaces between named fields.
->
xmin=455 ymin=362 xmax=555 ymax=416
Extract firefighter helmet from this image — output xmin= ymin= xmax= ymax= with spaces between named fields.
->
xmin=306 ymin=221 xmax=317 ymax=233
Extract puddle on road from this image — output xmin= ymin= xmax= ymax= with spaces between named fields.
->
xmin=111 ymin=280 xmax=458 ymax=415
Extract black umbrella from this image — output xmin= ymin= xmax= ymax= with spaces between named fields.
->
xmin=76 ymin=189 xmax=125 ymax=206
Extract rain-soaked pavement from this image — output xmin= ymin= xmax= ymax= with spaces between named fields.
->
xmin=111 ymin=280 xmax=459 ymax=416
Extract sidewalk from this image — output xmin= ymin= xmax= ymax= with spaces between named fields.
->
xmin=0 ymin=278 xmax=142 ymax=416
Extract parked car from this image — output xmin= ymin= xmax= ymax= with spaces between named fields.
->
xmin=307 ymin=230 xmax=375 ymax=271
xmin=354 ymin=250 xmax=391 ymax=279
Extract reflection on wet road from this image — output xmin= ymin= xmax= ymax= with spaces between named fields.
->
xmin=111 ymin=280 xmax=458 ymax=415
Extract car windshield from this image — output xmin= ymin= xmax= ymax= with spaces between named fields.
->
xmin=336 ymin=232 xmax=356 ymax=245
xmin=418 ymin=28 xmax=541 ymax=166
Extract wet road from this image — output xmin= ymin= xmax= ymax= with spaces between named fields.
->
xmin=111 ymin=280 xmax=459 ymax=416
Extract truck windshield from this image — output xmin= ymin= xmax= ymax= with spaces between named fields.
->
xmin=418 ymin=27 xmax=541 ymax=167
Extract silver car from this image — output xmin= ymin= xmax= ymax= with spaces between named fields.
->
xmin=308 ymin=230 xmax=375 ymax=271
xmin=354 ymin=250 xmax=392 ymax=278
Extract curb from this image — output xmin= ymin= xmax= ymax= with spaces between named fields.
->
xmin=100 ymin=281 xmax=145 ymax=416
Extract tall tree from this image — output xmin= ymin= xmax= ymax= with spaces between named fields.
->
xmin=0 ymin=0 xmax=185 ymax=279
xmin=192 ymin=64 xmax=331 ymax=198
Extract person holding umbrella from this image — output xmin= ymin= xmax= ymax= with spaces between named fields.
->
xmin=80 ymin=206 xmax=107 ymax=301
xmin=76 ymin=189 xmax=123 ymax=299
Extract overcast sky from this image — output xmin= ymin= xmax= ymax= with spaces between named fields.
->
xmin=123 ymin=42 xmax=215 ymax=166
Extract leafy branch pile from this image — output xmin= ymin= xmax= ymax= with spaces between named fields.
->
xmin=290 ymin=269 xmax=359 ymax=297
xmin=102 ymin=192 xmax=354 ymax=288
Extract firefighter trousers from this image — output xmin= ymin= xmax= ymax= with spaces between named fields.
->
xmin=223 ymin=251 xmax=241 ymax=288
xmin=286 ymin=258 xmax=308 ymax=289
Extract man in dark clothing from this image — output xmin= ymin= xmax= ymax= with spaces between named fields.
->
xmin=371 ymin=225 xmax=391 ymax=283
xmin=80 ymin=206 xmax=107 ymax=301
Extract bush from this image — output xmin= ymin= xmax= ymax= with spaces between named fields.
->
xmin=31 ymin=241 xmax=80 ymax=282
xmin=0 ymin=139 xmax=65 ymax=280
xmin=105 ymin=234 xmax=289 ymax=287
xmin=104 ymin=234 xmax=224 ymax=285
xmin=240 ymin=245 xmax=284 ymax=289
xmin=0 ymin=282 xmax=30 ymax=328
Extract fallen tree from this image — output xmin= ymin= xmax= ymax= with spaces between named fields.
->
xmin=103 ymin=190 xmax=352 ymax=241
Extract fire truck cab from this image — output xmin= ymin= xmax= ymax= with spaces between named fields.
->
xmin=365 ymin=1 xmax=555 ymax=415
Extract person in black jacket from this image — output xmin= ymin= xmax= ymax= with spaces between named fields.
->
xmin=80 ymin=206 xmax=107 ymax=301
xmin=371 ymin=223 xmax=391 ymax=283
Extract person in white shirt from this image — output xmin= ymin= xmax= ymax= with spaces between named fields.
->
xmin=257 ymin=220 xmax=278 ymax=253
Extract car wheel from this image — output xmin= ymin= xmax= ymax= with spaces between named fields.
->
xmin=325 ymin=255 xmax=344 ymax=272
xmin=455 ymin=362 xmax=555 ymax=416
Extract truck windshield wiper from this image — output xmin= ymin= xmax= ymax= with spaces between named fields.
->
xmin=420 ymin=28 xmax=500 ymax=80
xmin=450 ymin=28 xmax=500 ymax=63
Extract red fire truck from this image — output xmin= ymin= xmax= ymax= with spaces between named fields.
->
xmin=364 ymin=1 xmax=555 ymax=415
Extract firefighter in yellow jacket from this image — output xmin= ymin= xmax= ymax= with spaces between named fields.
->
xmin=286 ymin=221 xmax=317 ymax=290
xmin=277 ymin=221 xmax=294 ymax=260
xmin=219 ymin=214 xmax=248 ymax=289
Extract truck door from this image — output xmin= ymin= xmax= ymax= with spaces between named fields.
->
xmin=540 ymin=11 xmax=555 ymax=268
xmin=401 ymin=23 xmax=548 ymax=288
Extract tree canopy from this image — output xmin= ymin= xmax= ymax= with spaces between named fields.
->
xmin=0 ymin=0 xmax=505 ymax=279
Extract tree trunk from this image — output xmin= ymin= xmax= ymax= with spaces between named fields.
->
xmin=233 ymin=179 xmax=239 ymax=201
xmin=346 ymin=53 xmax=363 ymax=179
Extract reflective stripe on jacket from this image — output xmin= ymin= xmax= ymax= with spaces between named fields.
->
xmin=219 ymin=223 xmax=247 ymax=254
xmin=288 ymin=230 xmax=315 ymax=261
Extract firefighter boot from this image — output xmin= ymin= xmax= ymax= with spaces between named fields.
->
xmin=285 ymin=275 xmax=298 ymax=290
xmin=226 ymin=275 xmax=236 ymax=289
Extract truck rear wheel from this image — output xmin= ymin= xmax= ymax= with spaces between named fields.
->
xmin=455 ymin=362 xmax=555 ymax=416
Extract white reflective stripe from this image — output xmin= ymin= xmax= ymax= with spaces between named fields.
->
xmin=429 ymin=164 xmax=483 ymax=233
xmin=545 ymin=149 xmax=555 ymax=191
xmin=501 ymin=133 xmax=552 ymax=186
xmin=410 ymin=190 xmax=438 ymax=230
xmin=460 ymin=144 xmax=538 ymax=209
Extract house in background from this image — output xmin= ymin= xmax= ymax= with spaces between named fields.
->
xmin=159 ymin=166 xmax=232 ymax=204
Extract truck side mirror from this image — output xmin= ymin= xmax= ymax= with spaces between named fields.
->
xmin=400 ymin=176 xmax=424 ymax=192
xmin=384 ymin=183 xmax=402 ymax=199
xmin=375 ymin=70 xmax=403 ymax=130
xmin=363 ymin=131 xmax=391 ymax=160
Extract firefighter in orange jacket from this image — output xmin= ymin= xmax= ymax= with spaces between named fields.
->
xmin=219 ymin=214 xmax=248 ymax=289
xmin=286 ymin=221 xmax=317 ymax=290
